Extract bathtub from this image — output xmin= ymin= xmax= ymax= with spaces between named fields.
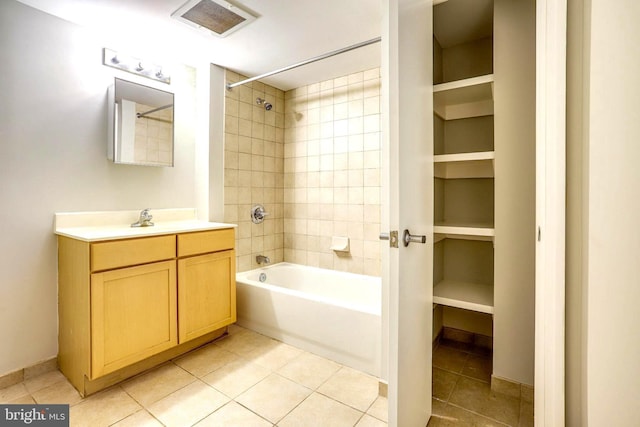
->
xmin=236 ymin=262 xmax=382 ymax=377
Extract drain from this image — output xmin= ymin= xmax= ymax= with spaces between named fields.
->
xmin=259 ymin=272 xmax=267 ymax=283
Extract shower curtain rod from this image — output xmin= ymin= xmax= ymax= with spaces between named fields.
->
xmin=136 ymin=104 xmax=173 ymax=119
xmin=226 ymin=36 xmax=382 ymax=90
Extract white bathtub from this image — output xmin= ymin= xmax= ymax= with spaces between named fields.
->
xmin=236 ymin=262 xmax=382 ymax=377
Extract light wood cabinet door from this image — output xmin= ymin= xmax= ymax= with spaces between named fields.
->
xmin=90 ymin=260 xmax=177 ymax=378
xmin=178 ymin=250 xmax=236 ymax=343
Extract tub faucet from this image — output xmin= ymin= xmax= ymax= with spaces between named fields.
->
xmin=131 ymin=208 xmax=154 ymax=227
xmin=256 ymin=255 xmax=271 ymax=265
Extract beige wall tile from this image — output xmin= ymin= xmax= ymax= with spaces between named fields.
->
xmin=225 ymin=69 xmax=380 ymax=274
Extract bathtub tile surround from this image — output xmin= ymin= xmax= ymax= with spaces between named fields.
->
xmin=224 ymin=68 xmax=382 ymax=276
xmin=284 ymin=68 xmax=382 ymax=275
xmin=224 ymin=71 xmax=286 ymax=272
xmin=0 ymin=326 xmax=389 ymax=426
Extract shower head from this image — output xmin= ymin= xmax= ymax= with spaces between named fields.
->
xmin=256 ymin=97 xmax=273 ymax=111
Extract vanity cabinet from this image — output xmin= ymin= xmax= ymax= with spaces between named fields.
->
xmin=91 ymin=260 xmax=177 ymax=377
xmin=57 ymin=227 xmax=235 ymax=396
xmin=177 ymin=229 xmax=236 ymax=342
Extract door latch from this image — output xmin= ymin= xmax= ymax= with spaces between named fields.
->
xmin=379 ymin=230 xmax=399 ymax=248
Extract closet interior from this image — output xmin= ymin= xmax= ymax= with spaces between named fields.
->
xmin=432 ymin=0 xmax=496 ymax=352
xmin=431 ymin=0 xmax=537 ymax=391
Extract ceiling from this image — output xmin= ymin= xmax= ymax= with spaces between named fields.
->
xmin=434 ymin=0 xmax=493 ymax=48
xmin=16 ymin=0 xmax=382 ymax=90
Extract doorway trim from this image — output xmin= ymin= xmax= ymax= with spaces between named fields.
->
xmin=535 ymin=0 xmax=567 ymax=425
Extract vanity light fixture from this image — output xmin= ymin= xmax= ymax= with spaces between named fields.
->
xmin=102 ymin=48 xmax=171 ymax=84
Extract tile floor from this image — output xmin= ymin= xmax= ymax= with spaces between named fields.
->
xmin=0 ymin=325 xmax=387 ymax=427
xmin=0 ymin=327 xmax=533 ymax=427
xmin=428 ymin=339 xmax=534 ymax=427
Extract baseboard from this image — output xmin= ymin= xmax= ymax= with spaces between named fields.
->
xmin=378 ymin=380 xmax=388 ymax=398
xmin=442 ymin=326 xmax=493 ymax=351
xmin=0 ymin=357 xmax=58 ymax=389
xmin=491 ymin=375 xmax=534 ymax=402
xmin=432 ymin=328 xmax=443 ymax=351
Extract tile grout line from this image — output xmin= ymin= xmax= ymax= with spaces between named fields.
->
xmin=445 ymin=401 xmax=513 ymax=427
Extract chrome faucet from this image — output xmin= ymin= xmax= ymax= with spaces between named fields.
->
xmin=256 ymin=255 xmax=271 ymax=265
xmin=131 ymin=208 xmax=154 ymax=227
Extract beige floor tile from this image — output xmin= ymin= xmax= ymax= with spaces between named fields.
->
xmin=433 ymin=368 xmax=460 ymax=401
xmin=244 ymin=341 xmax=304 ymax=371
xmin=429 ymin=404 xmax=508 ymax=426
xmin=201 ymin=359 xmax=270 ymax=398
xmin=147 ymin=380 xmax=229 ymax=427
xmin=462 ymin=353 xmax=492 ymax=383
xmin=111 ymin=409 xmax=163 ymax=427
xmin=174 ymin=343 xmax=239 ymax=378
xmin=214 ymin=329 xmax=275 ymax=356
xmin=317 ymin=366 xmax=379 ymax=412
xmin=432 ymin=397 xmax=447 ymax=415
xmin=279 ymin=392 xmax=363 ymax=427
xmin=519 ymin=400 xmax=534 ymax=427
xmin=8 ymin=395 xmax=36 ymax=404
xmin=277 ymin=351 xmax=341 ymax=390
xmin=491 ymin=377 xmax=521 ymax=400
xmin=449 ymin=377 xmax=520 ymax=426
xmin=69 ymin=386 xmax=141 ymax=427
xmin=356 ymin=414 xmax=388 ymax=427
xmin=433 ymin=346 xmax=469 ymax=374
xmin=227 ymin=324 xmax=250 ymax=336
xmin=0 ymin=370 xmax=23 ymax=390
xmin=24 ymin=358 xmax=58 ymax=380
xmin=236 ymin=373 xmax=311 ymax=423
xmin=32 ymin=378 xmax=82 ymax=405
xmin=367 ymin=396 xmax=388 ymax=422
xmin=0 ymin=382 xmax=29 ymax=403
xmin=428 ymin=398 xmax=447 ymax=426
xmin=23 ymin=370 xmax=67 ymax=394
xmin=121 ymin=362 xmax=196 ymax=406
xmin=520 ymin=385 xmax=534 ymax=404
xmin=195 ymin=401 xmax=272 ymax=427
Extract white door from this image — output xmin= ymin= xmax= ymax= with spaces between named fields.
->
xmin=382 ymin=0 xmax=434 ymax=426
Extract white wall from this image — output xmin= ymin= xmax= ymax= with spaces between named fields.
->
xmin=0 ymin=1 xmax=205 ymax=376
xmin=493 ymin=0 xmax=536 ymax=385
xmin=583 ymin=0 xmax=640 ymax=423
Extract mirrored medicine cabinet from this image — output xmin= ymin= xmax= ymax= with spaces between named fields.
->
xmin=108 ymin=78 xmax=175 ymax=167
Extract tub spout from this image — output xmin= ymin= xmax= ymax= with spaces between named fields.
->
xmin=256 ymin=255 xmax=271 ymax=265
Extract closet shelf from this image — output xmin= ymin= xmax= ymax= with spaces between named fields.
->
xmin=434 ymin=151 xmax=495 ymax=179
xmin=434 ymin=280 xmax=494 ymax=314
xmin=434 ymin=222 xmax=495 ymax=240
xmin=434 ymin=74 xmax=494 ymax=120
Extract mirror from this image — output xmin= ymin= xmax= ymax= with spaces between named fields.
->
xmin=108 ymin=78 xmax=174 ymax=166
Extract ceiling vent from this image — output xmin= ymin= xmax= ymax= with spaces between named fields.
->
xmin=171 ymin=0 xmax=256 ymax=38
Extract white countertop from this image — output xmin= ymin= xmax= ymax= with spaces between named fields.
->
xmin=54 ymin=209 xmax=236 ymax=242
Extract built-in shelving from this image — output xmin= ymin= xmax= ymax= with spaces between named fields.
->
xmin=433 ymin=0 xmax=495 ymax=342
xmin=434 ymin=74 xmax=494 ymax=120
xmin=434 ymin=280 xmax=494 ymax=314
xmin=434 ymin=151 xmax=495 ymax=179
xmin=434 ymin=222 xmax=495 ymax=243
